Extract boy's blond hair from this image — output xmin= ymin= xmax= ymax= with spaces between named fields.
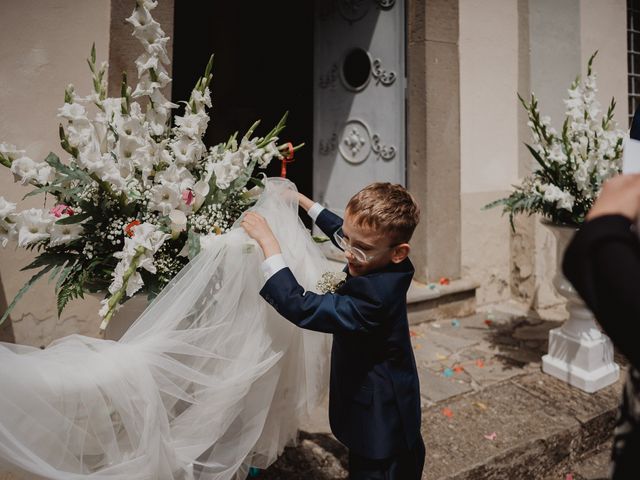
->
xmin=345 ymin=183 xmax=420 ymax=244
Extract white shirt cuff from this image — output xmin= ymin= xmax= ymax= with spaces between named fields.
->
xmin=307 ymin=202 xmax=325 ymax=223
xmin=261 ymin=254 xmax=288 ymax=280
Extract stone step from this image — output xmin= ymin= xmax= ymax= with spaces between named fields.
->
xmin=422 ymin=371 xmax=621 ymax=480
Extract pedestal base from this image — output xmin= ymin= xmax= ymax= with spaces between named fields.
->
xmin=542 ymin=327 xmax=619 ymax=393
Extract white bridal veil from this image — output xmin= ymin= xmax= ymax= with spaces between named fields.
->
xmin=0 ymin=178 xmax=331 ymax=480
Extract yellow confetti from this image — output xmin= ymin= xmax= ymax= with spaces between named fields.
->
xmin=436 ymin=353 xmax=448 ymax=361
xmin=414 ymin=344 xmax=422 ymax=350
xmin=474 ymin=402 xmax=488 ymax=410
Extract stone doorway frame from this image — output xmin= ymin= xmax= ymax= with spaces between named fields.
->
xmin=107 ymin=0 xmax=463 ymax=285
xmin=407 ymin=0 xmax=461 ymax=284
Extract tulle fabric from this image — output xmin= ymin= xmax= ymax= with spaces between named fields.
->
xmin=0 ymin=178 xmax=331 ymax=479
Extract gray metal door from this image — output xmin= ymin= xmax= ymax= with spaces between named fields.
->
xmin=313 ymin=0 xmax=405 ymax=216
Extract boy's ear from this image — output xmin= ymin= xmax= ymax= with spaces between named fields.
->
xmin=391 ymin=243 xmax=411 ymax=263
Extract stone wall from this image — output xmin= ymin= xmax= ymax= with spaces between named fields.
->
xmin=0 ymin=1 xmax=112 ymax=346
xmin=459 ymin=0 xmax=627 ymax=311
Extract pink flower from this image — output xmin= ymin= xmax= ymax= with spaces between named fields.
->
xmin=50 ymin=204 xmax=74 ymax=218
xmin=182 ymin=189 xmax=194 ymax=206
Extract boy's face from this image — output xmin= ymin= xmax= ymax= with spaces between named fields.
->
xmin=341 ymin=211 xmax=410 ymax=277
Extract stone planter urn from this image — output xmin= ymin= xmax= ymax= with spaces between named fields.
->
xmin=541 ymin=221 xmax=619 ymax=393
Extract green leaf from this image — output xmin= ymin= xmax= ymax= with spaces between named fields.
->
xmin=20 ymin=252 xmax=72 ymax=272
xmin=188 ymin=231 xmax=201 ymax=259
xmin=55 ymin=212 xmax=92 ymax=225
xmin=0 ymin=265 xmax=54 ymax=327
xmin=55 ymin=261 xmax=75 ymax=293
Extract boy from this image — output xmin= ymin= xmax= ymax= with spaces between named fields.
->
xmin=241 ymin=183 xmax=425 ymax=480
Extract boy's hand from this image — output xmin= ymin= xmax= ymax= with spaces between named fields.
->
xmin=297 ymin=192 xmax=315 ymax=212
xmin=241 ymin=212 xmax=282 ymax=258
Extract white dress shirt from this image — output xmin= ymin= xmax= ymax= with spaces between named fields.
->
xmin=261 ymin=202 xmax=325 ymax=280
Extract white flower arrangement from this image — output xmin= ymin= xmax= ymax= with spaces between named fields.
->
xmin=0 ymin=0 xmax=301 ymax=330
xmin=487 ymin=52 xmax=625 ymax=227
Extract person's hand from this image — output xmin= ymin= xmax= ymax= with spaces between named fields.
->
xmin=297 ymin=192 xmax=315 ymax=212
xmin=586 ymin=174 xmax=640 ymax=221
xmin=240 ymin=212 xmax=282 ymax=257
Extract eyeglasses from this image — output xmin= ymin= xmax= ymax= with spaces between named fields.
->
xmin=333 ymin=227 xmax=389 ymax=264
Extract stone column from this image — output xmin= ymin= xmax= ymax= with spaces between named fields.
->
xmin=407 ymin=0 xmax=461 ymax=284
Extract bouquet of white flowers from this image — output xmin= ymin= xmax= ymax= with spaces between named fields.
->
xmin=486 ymin=52 xmax=625 ymax=228
xmin=0 ymin=0 xmax=300 ymax=330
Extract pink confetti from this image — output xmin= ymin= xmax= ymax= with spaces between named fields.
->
xmin=442 ymin=408 xmax=454 ymax=418
xmin=565 ymin=474 xmax=573 ymax=480
xmin=483 ymin=432 xmax=497 ymax=441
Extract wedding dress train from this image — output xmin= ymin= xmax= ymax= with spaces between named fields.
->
xmin=0 ymin=178 xmax=331 ymax=479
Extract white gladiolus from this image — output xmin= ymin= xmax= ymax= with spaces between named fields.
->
xmin=0 ymin=143 xmax=25 ymax=162
xmin=259 ymin=141 xmax=282 ymax=168
xmin=0 ymin=197 xmax=17 ymax=248
xmin=15 ymin=208 xmax=54 ymax=247
xmin=169 ymin=209 xmax=187 ymax=238
xmin=148 ymin=183 xmax=182 ymax=215
xmin=174 ymin=112 xmax=208 ymax=139
xmin=49 ymin=221 xmax=84 ymax=247
xmin=0 ymin=0 xmax=288 ymax=324
xmin=212 ymin=150 xmax=250 ymax=190
xmin=542 ymin=184 xmax=575 ymax=212
xmin=192 ymin=180 xmax=210 ymax=210
xmin=10 ymin=157 xmax=54 ymax=185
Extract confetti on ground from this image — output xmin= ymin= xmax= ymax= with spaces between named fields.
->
xmin=453 ymin=365 xmax=464 ymax=373
xmin=484 ymin=319 xmax=493 ymax=327
xmin=487 ymin=312 xmax=495 ymax=320
xmin=443 ymin=368 xmax=454 ymax=378
xmin=414 ymin=344 xmax=422 ymax=350
xmin=432 ymin=323 xmax=441 ymax=328
xmin=475 ymin=359 xmax=485 ymax=368
xmin=451 ymin=319 xmax=460 ymax=328
xmin=442 ymin=407 xmax=454 ymax=418
xmin=483 ymin=432 xmax=497 ymax=441
xmin=428 ymin=283 xmax=437 ymax=290
xmin=436 ymin=353 xmax=448 ymax=361
xmin=474 ymin=402 xmax=488 ymax=410
xmin=439 ymin=277 xmax=450 ymax=286
xmin=565 ymin=474 xmax=574 ymax=480
xmin=409 ymin=330 xmax=418 ymax=337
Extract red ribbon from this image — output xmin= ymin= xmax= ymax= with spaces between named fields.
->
xmin=280 ymin=142 xmax=295 ymax=178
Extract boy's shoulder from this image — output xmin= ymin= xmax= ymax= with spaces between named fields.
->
xmin=340 ymin=258 xmax=414 ymax=301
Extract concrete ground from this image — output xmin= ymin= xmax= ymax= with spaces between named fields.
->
xmin=260 ymin=304 xmax=625 ymax=480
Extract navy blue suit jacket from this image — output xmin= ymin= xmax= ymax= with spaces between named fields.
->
xmin=260 ymin=209 xmax=422 ymax=459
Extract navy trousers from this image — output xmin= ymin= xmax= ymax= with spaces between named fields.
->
xmin=348 ymin=436 xmax=425 ymax=480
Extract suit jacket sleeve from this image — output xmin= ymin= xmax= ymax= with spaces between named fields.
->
xmin=315 ymin=209 xmax=344 ymax=249
xmin=259 ymin=267 xmax=384 ymax=334
xmin=562 ymin=214 xmax=640 ymax=367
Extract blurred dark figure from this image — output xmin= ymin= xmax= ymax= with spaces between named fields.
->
xmin=563 ymin=173 xmax=640 ymax=479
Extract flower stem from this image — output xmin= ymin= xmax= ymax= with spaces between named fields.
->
xmin=99 ymin=246 xmax=146 ymax=332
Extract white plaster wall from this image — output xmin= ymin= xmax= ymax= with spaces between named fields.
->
xmin=0 ymin=1 xmax=111 ymax=346
xmin=460 ymin=0 xmax=627 ymax=311
xmin=459 ymin=0 xmax=519 ymax=305
xmin=580 ymin=0 xmax=627 ymax=128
